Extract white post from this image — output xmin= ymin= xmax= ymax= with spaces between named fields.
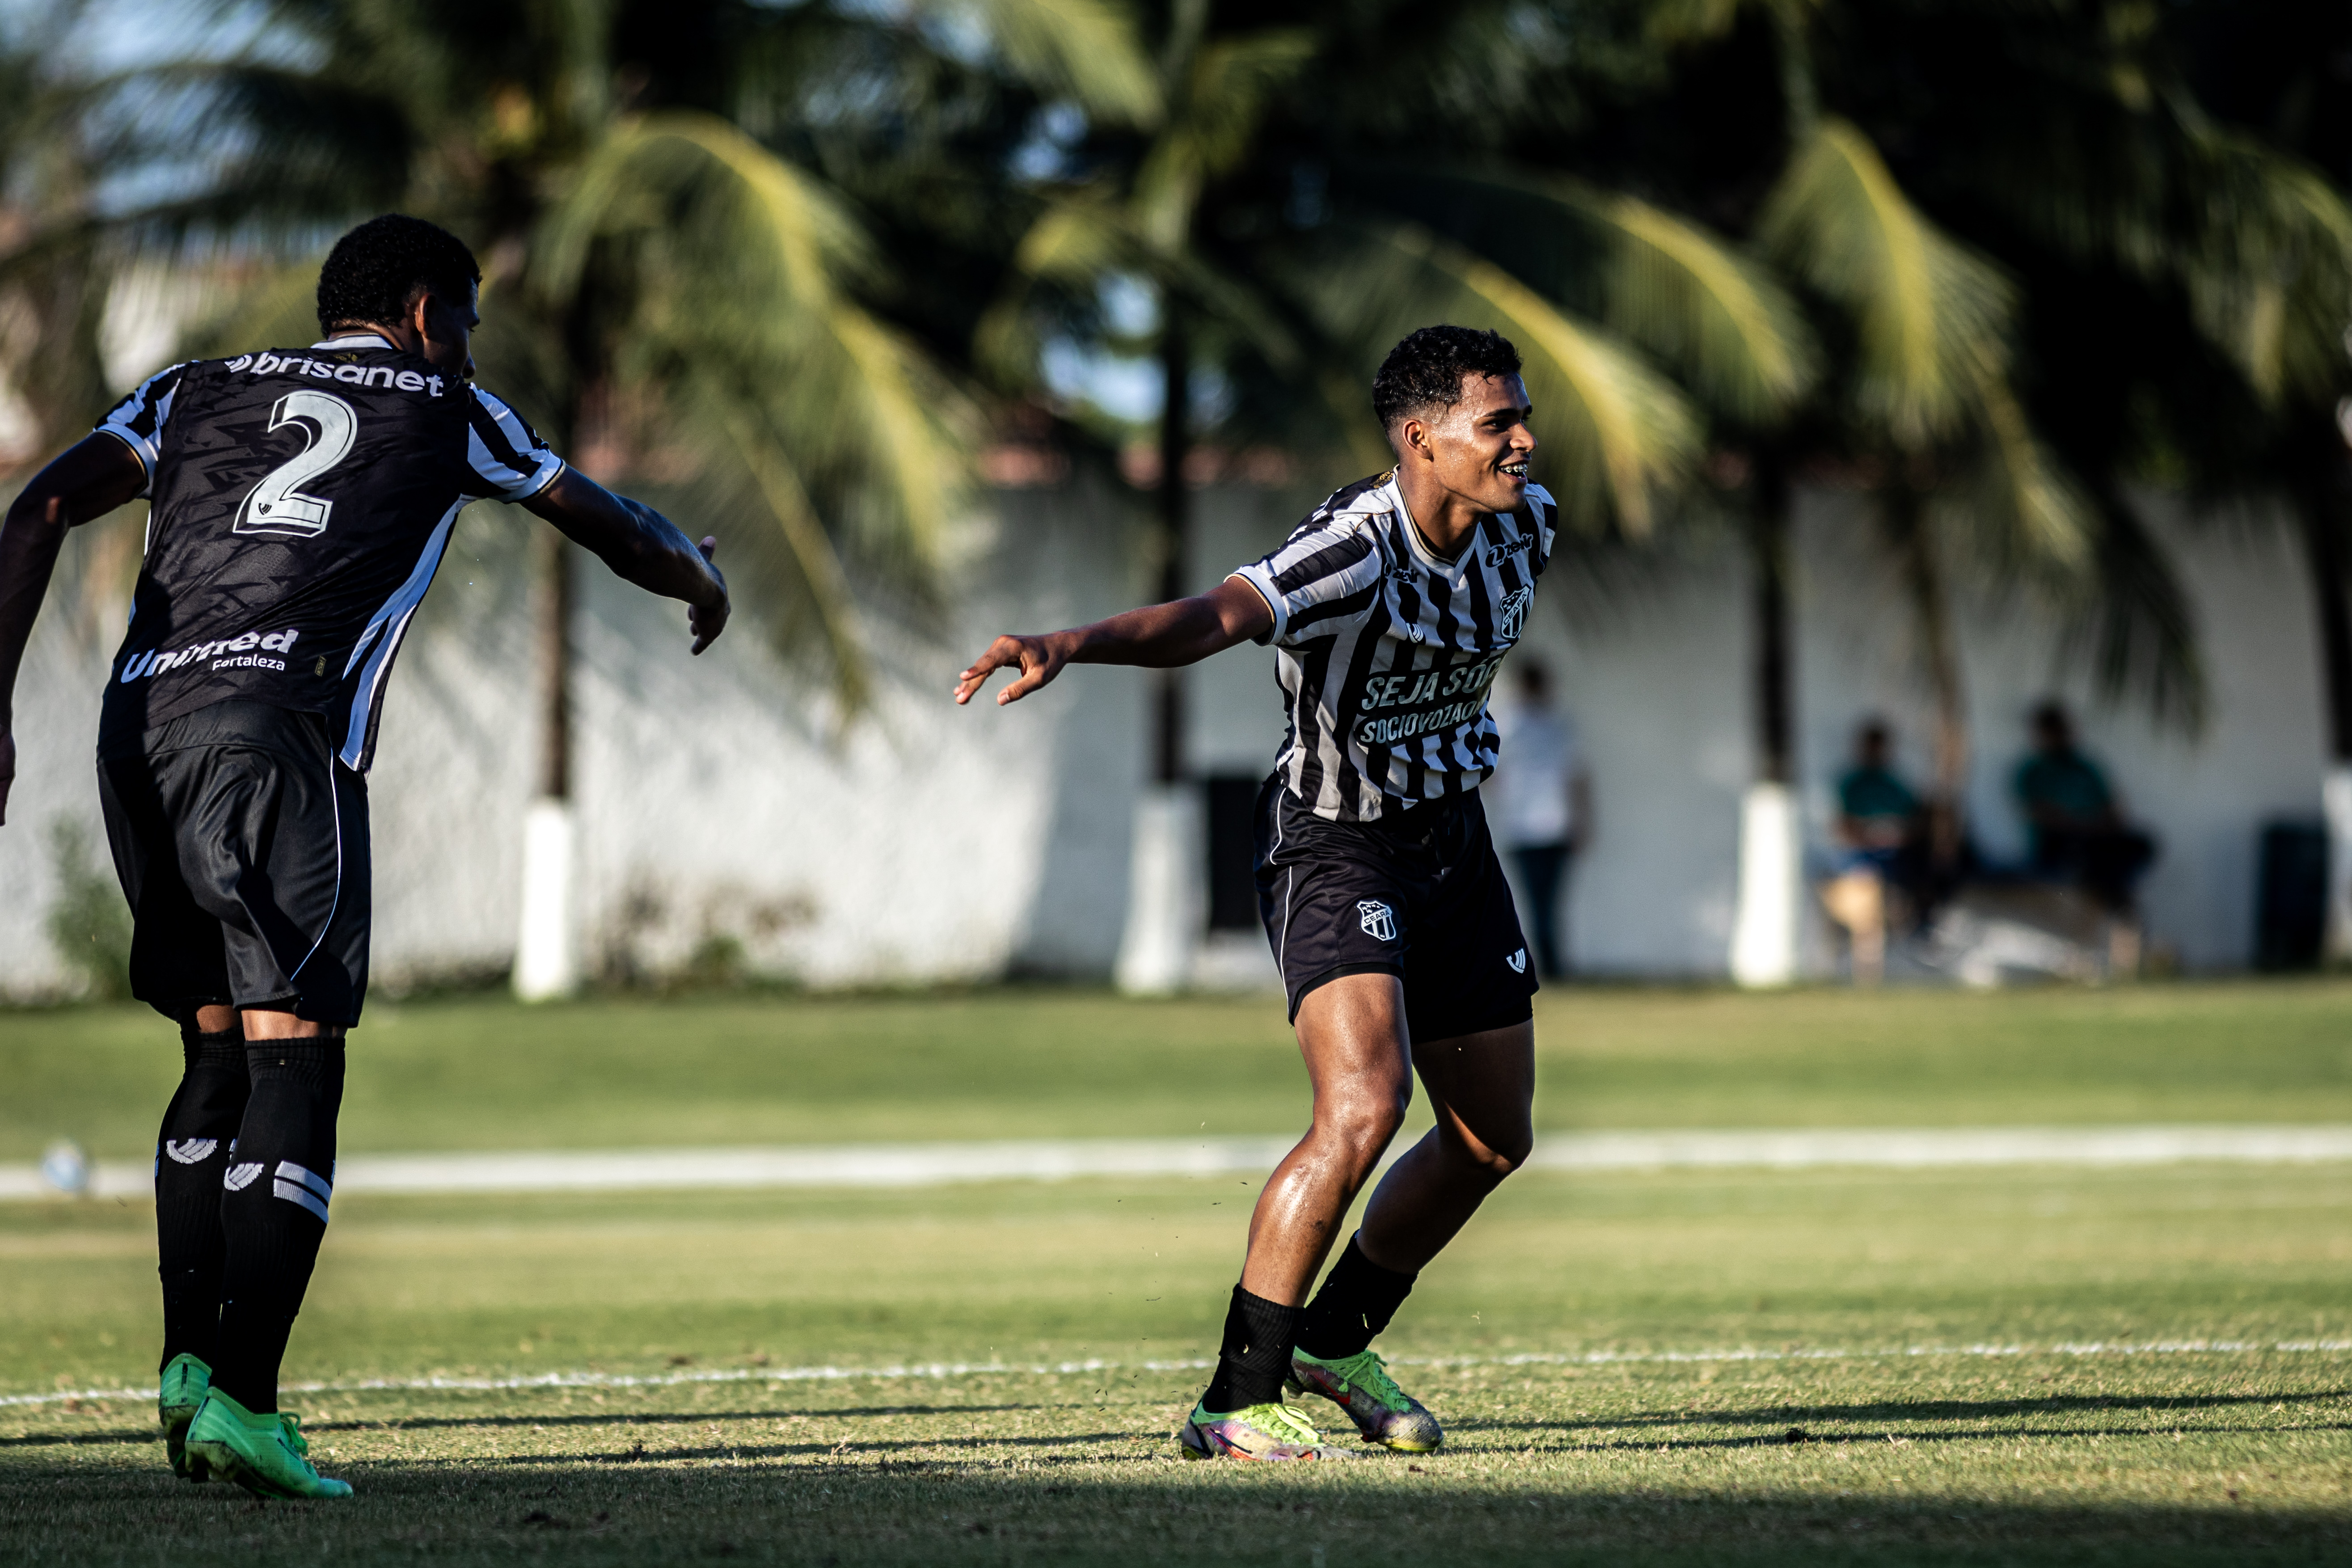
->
xmin=2326 ymin=763 xmax=2352 ymax=966
xmin=513 ymin=796 xmax=579 ymax=1001
xmin=1115 ymin=784 xmax=1204 ymax=995
xmin=1730 ymin=781 xmax=1802 ymax=988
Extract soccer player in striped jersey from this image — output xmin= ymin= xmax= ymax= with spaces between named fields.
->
xmin=957 ymin=326 xmax=1550 ymax=1459
xmin=0 ymin=214 xmax=729 ymax=1498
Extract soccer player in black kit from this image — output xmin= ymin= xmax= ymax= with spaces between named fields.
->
xmin=957 ymin=326 xmax=1548 ymax=1460
xmin=0 ymin=215 xmax=729 ymax=1498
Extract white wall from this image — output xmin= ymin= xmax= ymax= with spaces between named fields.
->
xmin=0 ymin=479 xmax=2333 ymax=998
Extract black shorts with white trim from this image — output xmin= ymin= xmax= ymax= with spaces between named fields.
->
xmin=97 ymin=699 xmax=371 ymax=1026
xmin=1252 ymin=774 xmax=1536 ymax=1041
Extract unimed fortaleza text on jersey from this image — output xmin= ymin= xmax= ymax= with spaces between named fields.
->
xmin=93 ymin=334 xmax=564 ymax=770
xmin=1233 ymin=472 xmax=1556 ymax=823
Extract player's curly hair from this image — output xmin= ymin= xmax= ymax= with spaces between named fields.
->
xmin=1371 ymin=325 xmax=1522 ymax=431
xmin=316 ymin=215 xmax=481 ymax=334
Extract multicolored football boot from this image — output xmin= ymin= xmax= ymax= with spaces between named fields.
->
xmin=159 ymin=1353 xmax=211 ymax=1481
xmin=183 ymin=1389 xmax=352 ymax=1500
xmin=1287 ymin=1348 xmax=1444 ymax=1452
xmin=1177 ymin=1400 xmax=1356 ymax=1461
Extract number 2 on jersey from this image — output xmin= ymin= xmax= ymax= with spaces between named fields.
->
xmin=235 ymin=389 xmax=358 ymax=538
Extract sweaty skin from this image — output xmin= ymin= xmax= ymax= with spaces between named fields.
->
xmin=953 ymin=370 xmax=1543 ymax=1305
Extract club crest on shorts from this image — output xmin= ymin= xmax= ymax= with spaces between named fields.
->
xmin=223 ymin=1162 xmax=264 ymax=1192
xmin=165 ymin=1138 xmax=218 ymax=1164
xmin=1357 ymin=899 xmax=1398 ymax=941
xmin=1507 ymin=948 xmax=1527 ymax=974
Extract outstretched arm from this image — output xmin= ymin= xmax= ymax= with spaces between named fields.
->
xmin=954 ymin=576 xmax=1273 ymax=707
xmin=0 ymin=435 xmax=149 ymax=825
xmin=523 ymin=469 xmax=730 ymax=654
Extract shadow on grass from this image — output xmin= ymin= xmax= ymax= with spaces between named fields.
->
xmin=1 ymin=1454 xmax=2343 ymax=1567
xmin=1592 ymin=1387 xmax=2352 ymax=1429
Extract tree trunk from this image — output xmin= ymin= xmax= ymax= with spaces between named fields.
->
xmin=1752 ymin=452 xmax=1795 ymax=786
xmin=534 ymin=529 xmax=574 ymax=801
xmin=2291 ymin=448 xmax=2352 ymax=962
xmin=1116 ymin=310 xmax=1201 ymax=993
xmin=1886 ymin=485 xmax=1968 ymax=870
xmin=1731 ymin=451 xmax=1802 ymax=986
xmin=1152 ymin=314 xmax=1190 ymax=785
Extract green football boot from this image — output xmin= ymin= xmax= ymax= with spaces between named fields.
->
xmin=1287 ymin=1347 xmax=1444 ymax=1452
xmin=183 ymin=1389 xmax=352 ymax=1500
xmin=1177 ymin=1399 xmax=1356 ymax=1461
xmin=158 ymin=1353 xmax=212 ymax=1481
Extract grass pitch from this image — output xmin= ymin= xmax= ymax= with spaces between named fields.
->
xmin=4 ymin=982 xmax=2351 ymax=1562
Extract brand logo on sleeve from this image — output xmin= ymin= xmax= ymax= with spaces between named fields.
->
xmin=1506 ymin=948 xmax=1527 ymax=973
xmin=1356 ymin=900 xmax=1398 ymax=942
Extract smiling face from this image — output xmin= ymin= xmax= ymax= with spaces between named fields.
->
xmin=1396 ymin=372 xmax=1536 ymax=516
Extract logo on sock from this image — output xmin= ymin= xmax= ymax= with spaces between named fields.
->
xmin=271 ymin=1160 xmax=334 ymax=1224
xmin=1506 ymin=948 xmax=1526 ymax=973
xmin=1356 ymin=900 xmax=1397 ymax=942
xmin=165 ymin=1138 xmax=219 ymax=1164
xmin=223 ymin=1162 xmax=264 ymax=1192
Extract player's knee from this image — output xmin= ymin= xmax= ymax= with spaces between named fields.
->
xmin=1319 ymin=1085 xmax=1409 ymax=1165
xmin=1452 ymin=1120 xmax=1533 ymax=1183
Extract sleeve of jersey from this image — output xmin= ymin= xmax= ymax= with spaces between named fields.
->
xmin=1231 ymin=518 xmax=1383 ymax=647
xmin=91 ymin=363 xmax=190 ymax=494
xmin=463 ymin=388 xmax=567 ymax=501
xmin=1524 ymin=482 xmax=1558 ymax=571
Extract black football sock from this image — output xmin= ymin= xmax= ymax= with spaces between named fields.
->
xmin=156 ymin=1022 xmax=250 ymax=1373
xmin=211 ymin=1038 xmax=344 ymax=1414
xmin=1295 ymin=1233 xmax=1418 ymax=1361
xmin=1199 ymin=1285 xmax=1304 ymax=1413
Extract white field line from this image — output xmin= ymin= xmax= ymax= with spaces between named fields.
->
xmin=9 ymin=1340 xmax=2350 ymax=1412
xmin=10 ymin=1125 xmax=2352 ymax=1202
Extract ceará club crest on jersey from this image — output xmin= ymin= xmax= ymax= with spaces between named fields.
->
xmin=1357 ymin=900 xmax=1398 ymax=941
xmin=1495 ymin=586 xmax=1534 ymax=642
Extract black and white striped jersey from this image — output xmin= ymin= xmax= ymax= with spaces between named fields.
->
xmin=1231 ymin=472 xmax=1556 ymax=822
xmin=93 ymin=334 xmax=563 ymax=771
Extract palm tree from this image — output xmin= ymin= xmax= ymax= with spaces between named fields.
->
xmin=980 ymin=0 xmax=1812 ymax=988
xmin=1618 ymin=0 xmax=2186 ymax=984
xmin=64 ymin=0 xmax=1159 ymax=993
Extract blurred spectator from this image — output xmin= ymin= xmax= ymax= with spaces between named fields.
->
xmin=1819 ymin=718 xmax=1926 ymax=985
xmin=2014 ymin=700 xmax=2157 ymax=914
xmin=1495 ymin=661 xmax=1590 ymax=978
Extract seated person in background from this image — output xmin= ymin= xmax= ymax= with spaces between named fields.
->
xmin=1819 ymin=718 xmax=1925 ymax=985
xmin=2014 ymin=700 xmax=2157 ymax=915
xmin=1494 ymin=661 xmax=1591 ymax=979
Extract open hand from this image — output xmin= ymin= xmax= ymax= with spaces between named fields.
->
xmin=954 ymin=633 xmax=1071 ymax=706
xmin=688 ymin=537 xmax=728 ymax=655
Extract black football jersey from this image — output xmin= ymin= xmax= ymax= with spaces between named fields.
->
xmin=94 ymin=334 xmax=563 ymax=770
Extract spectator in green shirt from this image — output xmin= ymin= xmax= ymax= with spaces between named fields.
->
xmin=2014 ymin=701 xmax=2156 ymax=912
xmin=1821 ymin=718 xmax=1928 ymax=984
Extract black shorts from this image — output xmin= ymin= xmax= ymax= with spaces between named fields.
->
xmin=97 ymin=700 xmax=371 ymax=1027
xmin=1254 ymin=776 xmax=1537 ymax=1041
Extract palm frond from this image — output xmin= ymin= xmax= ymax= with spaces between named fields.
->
xmin=2054 ymin=488 xmax=2209 ymax=734
xmin=536 ymin=111 xmax=976 ymax=701
xmin=1134 ymin=30 xmax=1316 ymax=251
xmin=2176 ymin=131 xmax=2352 ymax=408
xmin=1759 ymin=119 xmax=2013 ymax=448
xmin=1302 ymin=222 xmax=1701 ymax=536
xmin=1949 ymin=351 xmax=2096 ymax=575
xmin=1420 ymin=169 xmax=1816 ymax=423
xmin=905 ymin=0 xmax=1162 ymax=125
